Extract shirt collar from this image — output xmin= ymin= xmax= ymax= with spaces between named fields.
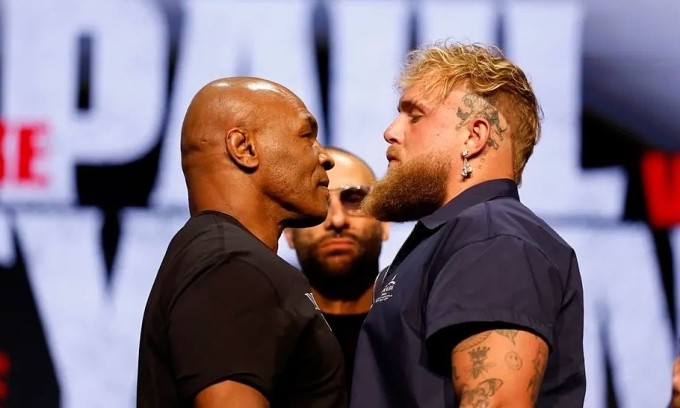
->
xmin=419 ymin=178 xmax=520 ymax=230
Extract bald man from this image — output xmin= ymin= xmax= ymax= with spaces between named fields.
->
xmin=285 ymin=148 xmax=389 ymax=391
xmin=137 ymin=77 xmax=347 ymax=408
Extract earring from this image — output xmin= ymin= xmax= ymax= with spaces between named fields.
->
xmin=461 ymin=150 xmax=472 ymax=179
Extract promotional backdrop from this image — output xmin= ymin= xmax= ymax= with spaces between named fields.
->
xmin=1 ymin=0 xmax=679 ymax=407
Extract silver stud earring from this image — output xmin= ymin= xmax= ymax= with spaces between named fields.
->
xmin=461 ymin=150 xmax=472 ymax=179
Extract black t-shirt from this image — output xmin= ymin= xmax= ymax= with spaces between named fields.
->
xmin=137 ymin=211 xmax=347 ymax=408
xmin=323 ymin=313 xmax=367 ymax=393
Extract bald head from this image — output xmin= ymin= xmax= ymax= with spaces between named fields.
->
xmin=181 ymin=77 xmax=307 ymax=163
xmin=179 ymin=76 xmax=333 ymax=235
xmin=325 ymin=147 xmax=376 ymax=186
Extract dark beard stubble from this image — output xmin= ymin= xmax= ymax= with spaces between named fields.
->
xmin=297 ymin=229 xmax=383 ymax=301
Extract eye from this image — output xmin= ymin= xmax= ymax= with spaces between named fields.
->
xmin=342 ymin=191 xmax=365 ymax=206
xmin=405 ymin=108 xmax=424 ymax=123
xmin=340 ymin=187 xmax=369 ymax=209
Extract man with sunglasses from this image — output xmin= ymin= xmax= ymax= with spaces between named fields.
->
xmin=285 ymin=147 xmax=389 ymax=391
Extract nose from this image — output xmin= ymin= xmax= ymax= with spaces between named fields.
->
xmin=317 ymin=142 xmax=335 ymax=170
xmin=324 ymin=195 xmax=348 ymax=230
xmin=383 ymin=117 xmax=401 ymax=145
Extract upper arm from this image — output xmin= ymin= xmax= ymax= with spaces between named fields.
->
xmin=424 ymin=236 xmax=559 ymax=405
xmin=194 ymin=380 xmax=269 ymax=408
xmin=451 ymin=329 xmax=548 ymax=407
xmin=169 ymin=258 xmax=290 ymax=404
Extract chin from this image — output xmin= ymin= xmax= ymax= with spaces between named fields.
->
xmin=322 ymin=256 xmax=354 ymax=272
xmin=285 ymin=208 xmax=327 ymax=229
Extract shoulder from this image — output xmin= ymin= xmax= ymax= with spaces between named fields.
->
xmin=441 ymin=198 xmax=575 ymax=260
xmin=166 ymin=212 xmax=282 ymax=274
xmin=160 ymin=213 xmax=307 ymax=307
xmin=176 ymin=212 xmax=256 ymax=252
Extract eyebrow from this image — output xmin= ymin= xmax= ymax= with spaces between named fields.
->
xmin=397 ymin=99 xmax=427 ymax=113
xmin=304 ymin=115 xmax=318 ymax=134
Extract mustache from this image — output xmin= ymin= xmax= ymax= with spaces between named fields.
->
xmin=315 ymin=231 xmax=360 ymax=245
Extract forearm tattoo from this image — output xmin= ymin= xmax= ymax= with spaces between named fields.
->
xmin=455 ymin=93 xmax=507 ymax=149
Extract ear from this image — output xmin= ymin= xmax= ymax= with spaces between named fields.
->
xmin=463 ymin=117 xmax=491 ymax=157
xmin=380 ymin=222 xmax=390 ymax=241
xmin=283 ymin=228 xmax=296 ymax=249
xmin=225 ymin=128 xmax=258 ymax=169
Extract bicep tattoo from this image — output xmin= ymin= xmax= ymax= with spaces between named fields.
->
xmin=527 ymin=344 xmax=548 ymax=402
xmin=460 ymin=378 xmax=504 ymax=408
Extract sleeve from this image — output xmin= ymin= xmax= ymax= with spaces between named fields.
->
xmin=425 ymin=235 xmax=562 ymax=351
xmin=167 ymin=257 xmax=291 ymax=403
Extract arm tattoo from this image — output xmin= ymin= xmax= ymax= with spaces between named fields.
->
xmin=454 ymin=332 xmax=492 ymax=353
xmin=495 ymin=329 xmax=518 ymax=344
xmin=504 ymin=351 xmax=523 ymax=370
xmin=469 ymin=347 xmax=496 ymax=379
xmin=455 ymin=93 xmax=508 ymax=149
xmin=527 ymin=347 xmax=547 ymax=402
xmin=460 ymin=378 xmax=504 ymax=408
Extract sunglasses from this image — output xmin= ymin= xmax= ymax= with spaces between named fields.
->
xmin=328 ymin=185 xmax=373 ymax=216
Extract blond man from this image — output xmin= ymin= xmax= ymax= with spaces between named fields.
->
xmin=351 ymin=42 xmax=585 ymax=407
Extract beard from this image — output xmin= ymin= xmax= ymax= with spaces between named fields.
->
xmin=361 ymin=152 xmax=451 ymax=222
xmin=295 ymin=229 xmax=383 ymax=301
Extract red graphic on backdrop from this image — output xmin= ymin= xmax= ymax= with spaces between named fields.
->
xmin=0 ymin=120 xmax=49 ymax=186
xmin=641 ymin=151 xmax=680 ymax=228
xmin=0 ymin=350 xmax=10 ymax=401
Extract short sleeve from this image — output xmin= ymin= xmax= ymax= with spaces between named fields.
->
xmin=425 ymin=235 xmax=562 ymax=349
xmin=168 ymin=258 xmax=291 ymax=403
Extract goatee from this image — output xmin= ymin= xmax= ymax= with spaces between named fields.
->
xmin=362 ymin=153 xmax=450 ymax=222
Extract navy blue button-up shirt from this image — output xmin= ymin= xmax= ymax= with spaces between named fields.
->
xmin=350 ymin=179 xmax=585 ymax=407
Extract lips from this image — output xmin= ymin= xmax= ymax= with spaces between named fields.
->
xmin=386 ymin=147 xmax=400 ymax=164
xmin=319 ymin=237 xmax=356 ymax=250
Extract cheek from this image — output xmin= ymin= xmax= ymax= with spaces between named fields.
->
xmin=403 ymin=136 xmax=430 ymax=161
xmin=352 ymin=220 xmax=383 ymax=241
xmin=295 ymin=227 xmax=326 ymax=245
xmin=407 ymin=125 xmax=455 ymax=158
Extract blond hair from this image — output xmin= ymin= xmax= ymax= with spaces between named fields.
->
xmin=398 ymin=40 xmax=542 ymax=183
